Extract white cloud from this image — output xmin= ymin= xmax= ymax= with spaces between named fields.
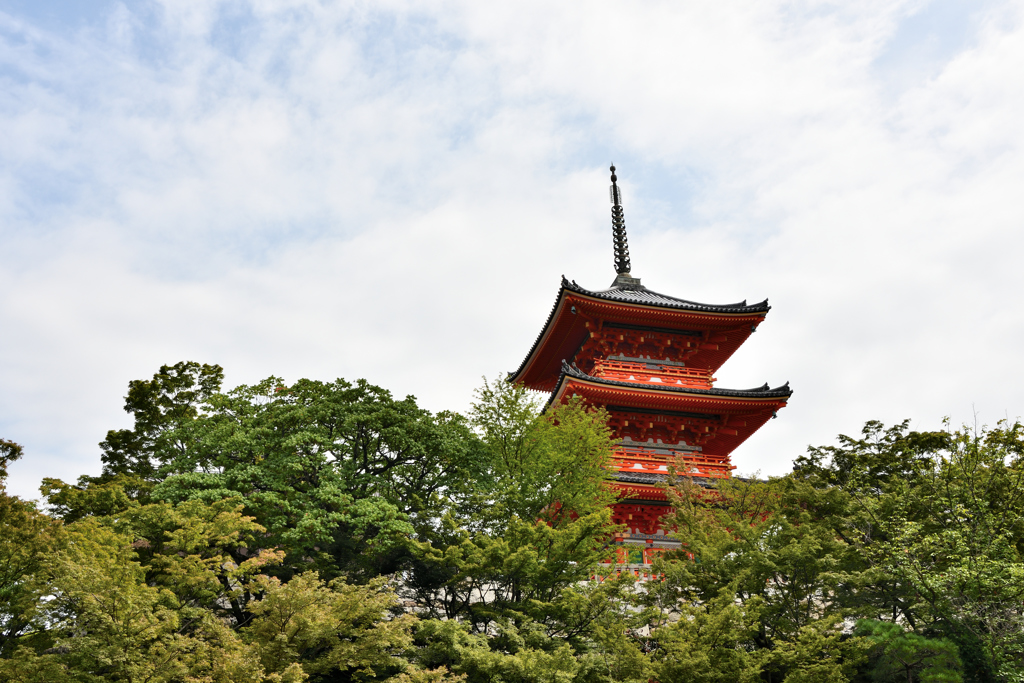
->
xmin=2 ymin=0 xmax=1023 ymax=496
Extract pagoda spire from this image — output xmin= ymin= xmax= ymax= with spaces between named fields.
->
xmin=609 ymin=165 xmax=640 ymax=288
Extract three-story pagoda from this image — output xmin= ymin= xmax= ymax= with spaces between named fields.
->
xmin=509 ymin=166 xmax=792 ymax=568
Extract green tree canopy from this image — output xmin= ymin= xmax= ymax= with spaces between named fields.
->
xmin=8 ymin=362 xmax=1024 ymax=682
xmin=44 ymin=365 xmax=486 ymax=579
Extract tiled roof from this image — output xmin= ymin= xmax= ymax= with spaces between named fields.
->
xmin=564 ymin=278 xmax=770 ymax=314
xmin=613 ymin=471 xmax=717 ymax=488
xmin=613 ymin=471 xmax=667 ymax=484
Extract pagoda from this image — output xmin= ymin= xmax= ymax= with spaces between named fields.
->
xmin=509 ymin=166 xmax=792 ymax=568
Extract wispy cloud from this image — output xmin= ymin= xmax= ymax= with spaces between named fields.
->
xmin=2 ymin=0 xmax=1023 ymax=497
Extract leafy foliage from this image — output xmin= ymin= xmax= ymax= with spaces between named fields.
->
xmin=44 ymin=368 xmax=485 ymax=581
xmin=0 ymin=450 xmax=64 ymax=658
xmin=1 ymin=438 xmax=25 ymax=487
xmin=99 ymin=361 xmax=225 ymax=482
xmin=856 ymin=620 xmax=962 ymax=683
xmin=6 ymin=363 xmax=1024 ymax=682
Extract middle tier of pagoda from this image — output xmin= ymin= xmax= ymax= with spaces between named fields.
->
xmin=552 ymin=360 xmax=791 ymax=482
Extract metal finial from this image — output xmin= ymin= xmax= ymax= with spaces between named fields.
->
xmin=609 ymin=164 xmax=631 ymax=275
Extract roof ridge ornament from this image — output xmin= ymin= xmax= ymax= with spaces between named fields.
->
xmin=609 ymin=165 xmax=642 ymax=290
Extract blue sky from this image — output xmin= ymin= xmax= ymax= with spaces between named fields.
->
xmin=2 ymin=0 xmax=1024 ymax=499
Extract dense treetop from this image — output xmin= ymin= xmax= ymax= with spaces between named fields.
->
xmin=3 ymin=362 xmax=1024 ymax=682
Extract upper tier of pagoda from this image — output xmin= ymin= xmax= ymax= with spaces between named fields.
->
xmin=509 ymin=277 xmax=771 ymax=393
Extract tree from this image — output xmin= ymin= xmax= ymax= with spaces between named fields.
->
xmin=856 ymin=620 xmax=962 ymax=683
xmin=150 ymin=374 xmax=483 ymax=578
xmin=0 ymin=517 xmax=272 ymax=683
xmin=647 ymin=474 xmax=858 ymax=652
xmin=1 ymin=492 xmax=431 ymax=682
xmin=27 ymin=360 xmax=1024 ymax=682
xmin=466 ymin=378 xmax=617 ymax=531
xmin=40 ymin=474 xmax=152 ymax=524
xmin=1 ymin=439 xmax=25 ymax=486
xmin=0 ymin=440 xmax=65 ymax=658
xmin=45 ymin=364 xmax=486 ymax=580
xmin=794 ymin=420 xmax=1024 ymax=682
xmin=99 ymin=361 xmax=225 ymax=482
xmin=244 ymin=572 xmax=417 ymax=681
xmin=403 ymin=380 xmax=649 ymax=683
xmin=649 ymin=589 xmax=763 ymax=683
xmin=107 ymin=497 xmax=282 ymax=628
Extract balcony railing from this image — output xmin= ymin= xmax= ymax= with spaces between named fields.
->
xmin=613 ymin=445 xmax=734 ymax=478
xmin=592 ymin=360 xmax=715 ymax=388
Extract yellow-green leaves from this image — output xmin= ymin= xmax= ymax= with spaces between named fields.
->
xmin=0 ymin=488 xmax=63 ymax=657
xmin=470 ymin=378 xmax=617 ymax=529
xmin=245 ymin=573 xmax=414 ymax=680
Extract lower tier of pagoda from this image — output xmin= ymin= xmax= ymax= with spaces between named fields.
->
xmin=603 ymin=496 xmax=678 ymax=576
xmin=612 ymin=494 xmax=674 ymax=536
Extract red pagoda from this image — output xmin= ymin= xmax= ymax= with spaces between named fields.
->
xmin=509 ymin=166 xmax=792 ymax=568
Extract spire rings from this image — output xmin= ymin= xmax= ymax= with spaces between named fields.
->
xmin=610 ymin=164 xmax=632 ymax=275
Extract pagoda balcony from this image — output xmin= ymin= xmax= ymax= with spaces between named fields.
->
xmin=591 ymin=359 xmax=715 ymax=389
xmin=612 ymin=443 xmax=734 ymax=479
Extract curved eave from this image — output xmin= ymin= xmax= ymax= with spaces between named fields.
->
xmin=550 ymin=363 xmax=792 ymax=458
xmin=508 ymin=279 xmax=573 ymax=386
xmin=509 ymin=277 xmax=771 ymax=391
xmin=551 ymin=362 xmax=793 ymax=405
xmin=565 ymin=279 xmax=771 ymax=314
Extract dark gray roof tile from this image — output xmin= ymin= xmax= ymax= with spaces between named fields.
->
xmin=565 ymin=278 xmax=770 ymax=314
